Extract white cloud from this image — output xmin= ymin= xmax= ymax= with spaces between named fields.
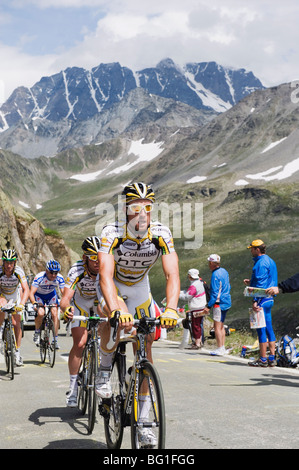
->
xmin=1 ymin=1 xmax=299 ymax=101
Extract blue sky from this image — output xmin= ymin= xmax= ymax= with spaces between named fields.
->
xmin=1 ymin=0 xmax=299 ymax=103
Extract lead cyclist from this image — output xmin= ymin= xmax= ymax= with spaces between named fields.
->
xmin=96 ymin=182 xmax=180 ymax=447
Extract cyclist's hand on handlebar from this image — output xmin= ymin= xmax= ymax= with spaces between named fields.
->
xmin=111 ymin=309 xmax=133 ymax=327
xmin=160 ymin=307 xmax=179 ymax=327
xmin=62 ymin=306 xmax=74 ymax=322
xmin=15 ymin=304 xmax=24 ymax=313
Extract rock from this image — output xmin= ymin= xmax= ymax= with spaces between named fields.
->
xmin=0 ymin=188 xmax=71 ymax=278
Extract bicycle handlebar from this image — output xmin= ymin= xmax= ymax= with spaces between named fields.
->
xmin=0 ymin=302 xmax=18 ymax=314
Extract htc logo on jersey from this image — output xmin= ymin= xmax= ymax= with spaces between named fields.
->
xmin=118 ymin=257 xmax=153 ymax=267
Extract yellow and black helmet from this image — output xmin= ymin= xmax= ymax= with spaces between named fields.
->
xmin=81 ymin=236 xmax=100 ymax=256
xmin=2 ymin=249 xmax=18 ymax=261
xmin=122 ymin=182 xmax=155 ymax=203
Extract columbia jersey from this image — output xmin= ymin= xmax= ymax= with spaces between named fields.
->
xmin=65 ymin=260 xmax=98 ymax=300
xmin=32 ymin=271 xmax=65 ymax=295
xmin=0 ymin=265 xmax=27 ymax=296
xmin=99 ymin=221 xmax=175 ymax=286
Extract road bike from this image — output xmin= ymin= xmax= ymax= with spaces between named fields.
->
xmin=39 ymin=304 xmax=57 ymax=368
xmin=99 ymin=312 xmax=166 ymax=450
xmin=72 ymin=312 xmax=111 ymax=434
xmin=1 ymin=302 xmax=18 ymax=380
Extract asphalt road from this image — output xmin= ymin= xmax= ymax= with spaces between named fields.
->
xmin=1 ymin=327 xmax=299 ymax=450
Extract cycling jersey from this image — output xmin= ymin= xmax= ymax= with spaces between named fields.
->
xmin=65 ymin=261 xmax=98 ymax=300
xmin=32 ymin=271 xmax=65 ymax=296
xmin=65 ymin=260 xmax=99 ymax=328
xmin=98 ymin=220 xmax=175 ymax=328
xmin=99 ymin=221 xmax=175 ymax=286
xmin=0 ymin=265 xmax=27 ymax=300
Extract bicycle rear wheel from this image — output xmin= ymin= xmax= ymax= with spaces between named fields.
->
xmin=131 ymin=360 xmax=165 ymax=449
xmin=78 ymin=346 xmax=89 ymax=415
xmin=87 ymin=342 xmax=98 ymax=434
xmin=104 ymin=354 xmax=124 ymax=449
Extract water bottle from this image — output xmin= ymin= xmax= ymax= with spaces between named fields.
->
xmin=241 ymin=346 xmax=247 ymax=358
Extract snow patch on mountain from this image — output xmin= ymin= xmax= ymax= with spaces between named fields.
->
xmin=108 ymin=139 xmax=164 ymax=175
xmin=186 ymin=176 xmax=207 ymax=183
xmin=261 ymin=137 xmax=288 ymax=153
xmin=70 ymin=169 xmax=103 ymax=182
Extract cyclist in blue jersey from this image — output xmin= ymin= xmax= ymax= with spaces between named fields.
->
xmin=29 ymin=260 xmax=65 ymax=349
xmin=203 ymin=254 xmax=231 ymax=356
xmin=244 ymin=239 xmax=278 ymax=367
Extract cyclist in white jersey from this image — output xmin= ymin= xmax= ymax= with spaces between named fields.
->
xmin=29 ymin=260 xmax=65 ymax=348
xmin=96 ymin=182 xmax=180 ymax=446
xmin=0 ymin=249 xmax=29 ymax=366
xmin=60 ymin=236 xmax=117 ymax=407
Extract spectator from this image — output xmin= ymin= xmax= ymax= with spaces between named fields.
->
xmin=179 ymin=268 xmax=208 ymax=349
xmin=203 ymin=254 xmax=231 ymax=356
xmin=267 ymin=273 xmax=299 ymax=295
xmin=244 ymin=239 xmax=278 ymax=367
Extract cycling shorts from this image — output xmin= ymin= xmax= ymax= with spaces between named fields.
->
xmin=70 ymin=291 xmax=98 ymax=329
xmin=256 ymin=298 xmax=275 ymax=343
xmin=96 ymin=274 xmax=156 ymax=331
xmin=34 ymin=291 xmax=59 ymax=307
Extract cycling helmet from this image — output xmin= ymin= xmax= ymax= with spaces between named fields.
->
xmin=81 ymin=236 xmax=100 ymax=256
xmin=2 ymin=249 xmax=18 ymax=261
xmin=122 ymin=182 xmax=155 ymax=204
xmin=46 ymin=259 xmax=61 ymax=272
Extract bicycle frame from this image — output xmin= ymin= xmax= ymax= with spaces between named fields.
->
xmin=102 ymin=314 xmax=165 ymax=449
xmin=72 ymin=314 xmax=109 ymax=434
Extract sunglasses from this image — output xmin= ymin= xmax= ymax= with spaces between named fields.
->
xmin=86 ymin=254 xmax=98 ymax=261
xmin=48 ymin=271 xmax=58 ymax=275
xmin=127 ymin=203 xmax=153 ymax=214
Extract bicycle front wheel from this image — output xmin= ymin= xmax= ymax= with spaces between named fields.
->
xmin=78 ymin=346 xmax=89 ymax=415
xmin=87 ymin=342 xmax=98 ymax=434
xmin=4 ymin=323 xmax=14 ymax=380
xmin=47 ymin=321 xmax=56 ymax=368
xmin=103 ymin=354 xmax=124 ymax=449
xmin=131 ymin=361 xmax=165 ymax=449
xmin=39 ymin=323 xmax=47 ymax=364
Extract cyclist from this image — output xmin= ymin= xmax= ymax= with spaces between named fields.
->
xmin=60 ymin=236 xmax=108 ymax=407
xmin=96 ymin=182 xmax=180 ymax=446
xmin=29 ymin=260 xmax=65 ymax=349
xmin=0 ymin=249 xmax=29 ymax=366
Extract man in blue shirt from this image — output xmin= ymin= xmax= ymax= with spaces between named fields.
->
xmin=204 ymin=254 xmax=231 ymax=356
xmin=244 ymin=239 xmax=278 ymax=367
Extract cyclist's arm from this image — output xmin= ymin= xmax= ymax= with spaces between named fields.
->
xmin=162 ymin=251 xmax=180 ymax=310
xmin=98 ymin=251 xmax=120 ymax=314
xmin=29 ymin=285 xmax=38 ymax=304
xmin=60 ymin=286 xmax=75 ymax=312
xmin=20 ymin=280 xmax=29 ymax=306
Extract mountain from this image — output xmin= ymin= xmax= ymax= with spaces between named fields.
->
xmin=0 ymin=59 xmax=264 ymax=158
xmin=0 ymin=69 xmax=298 ymax=331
